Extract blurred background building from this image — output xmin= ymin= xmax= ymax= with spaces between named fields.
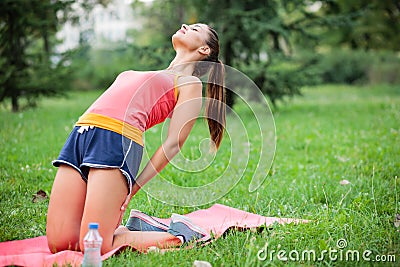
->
xmin=56 ymin=0 xmax=142 ymax=51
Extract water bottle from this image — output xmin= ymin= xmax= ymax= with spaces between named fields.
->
xmin=82 ymin=222 xmax=103 ymax=267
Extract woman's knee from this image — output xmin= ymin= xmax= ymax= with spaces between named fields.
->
xmin=47 ymin=225 xmax=80 ymax=253
xmin=78 ymin=229 xmax=114 ymax=255
xmin=46 ymin=212 xmax=82 ymax=253
xmin=46 ymin=165 xmax=86 ymax=252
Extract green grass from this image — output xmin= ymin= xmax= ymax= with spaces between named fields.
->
xmin=0 ymin=84 xmax=399 ymax=266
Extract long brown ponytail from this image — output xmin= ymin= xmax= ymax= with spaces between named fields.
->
xmin=193 ymin=25 xmax=226 ymax=150
xmin=205 ymin=61 xmax=225 ymax=150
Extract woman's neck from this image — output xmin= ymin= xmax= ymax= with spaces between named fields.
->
xmin=167 ymin=50 xmax=199 ymax=76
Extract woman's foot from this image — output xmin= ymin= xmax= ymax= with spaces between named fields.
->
xmin=125 ymin=210 xmax=169 ymax=232
xmin=167 ymin=214 xmax=209 ymax=243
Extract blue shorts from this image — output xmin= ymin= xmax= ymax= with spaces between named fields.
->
xmin=53 ymin=126 xmax=143 ymax=194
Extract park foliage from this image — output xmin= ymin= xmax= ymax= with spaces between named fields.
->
xmin=0 ymin=0 xmax=399 ymax=111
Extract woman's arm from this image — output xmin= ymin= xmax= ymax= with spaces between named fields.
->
xmin=122 ymin=76 xmax=202 ymax=209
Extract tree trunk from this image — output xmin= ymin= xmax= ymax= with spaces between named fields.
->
xmin=11 ymin=94 xmax=19 ymax=112
xmin=271 ymin=32 xmax=280 ymax=52
xmin=223 ymin=39 xmax=235 ymax=109
xmin=7 ymin=9 xmax=22 ymax=112
xmin=43 ymin=31 xmax=51 ymax=56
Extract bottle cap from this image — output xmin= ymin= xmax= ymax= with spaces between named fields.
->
xmin=88 ymin=223 xmax=99 ymax=229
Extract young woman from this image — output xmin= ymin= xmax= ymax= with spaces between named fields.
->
xmin=46 ymin=23 xmax=225 ymax=254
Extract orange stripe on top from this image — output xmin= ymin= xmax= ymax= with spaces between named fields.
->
xmin=76 ymin=113 xmax=143 ymax=146
xmin=174 ymin=74 xmax=180 ymax=101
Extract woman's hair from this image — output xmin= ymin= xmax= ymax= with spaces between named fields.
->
xmin=193 ymin=25 xmax=226 ymax=150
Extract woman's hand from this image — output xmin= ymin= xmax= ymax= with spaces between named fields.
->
xmin=120 ymin=194 xmax=131 ymax=212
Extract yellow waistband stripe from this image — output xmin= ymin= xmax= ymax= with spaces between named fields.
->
xmin=174 ymin=74 xmax=179 ymax=101
xmin=76 ymin=113 xmax=143 ymax=146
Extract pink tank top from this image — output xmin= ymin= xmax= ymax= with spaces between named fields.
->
xmin=76 ymin=70 xmax=179 ymax=146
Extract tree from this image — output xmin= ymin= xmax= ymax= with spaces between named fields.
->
xmin=134 ymin=0 xmax=324 ymax=107
xmin=193 ymin=0 xmax=323 ymax=106
xmin=0 ymin=0 xmax=111 ymax=112
xmin=319 ymin=0 xmax=400 ymax=51
xmin=0 ymin=0 xmax=69 ymax=111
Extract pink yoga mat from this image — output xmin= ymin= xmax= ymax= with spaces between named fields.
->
xmin=0 ymin=204 xmax=307 ymax=267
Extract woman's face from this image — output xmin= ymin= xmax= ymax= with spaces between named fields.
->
xmin=172 ymin=23 xmax=210 ymax=52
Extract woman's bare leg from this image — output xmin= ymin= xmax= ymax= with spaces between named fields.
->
xmin=48 ymin=166 xmax=181 ymax=254
xmin=78 ymin=168 xmax=129 ymax=254
xmin=46 ymin=165 xmax=86 ymax=253
xmin=113 ymin=227 xmax=182 ymax=252
xmin=80 ymin=168 xmax=181 ymax=254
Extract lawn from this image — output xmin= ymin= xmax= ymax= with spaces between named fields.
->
xmin=0 ymin=84 xmax=399 ymax=266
